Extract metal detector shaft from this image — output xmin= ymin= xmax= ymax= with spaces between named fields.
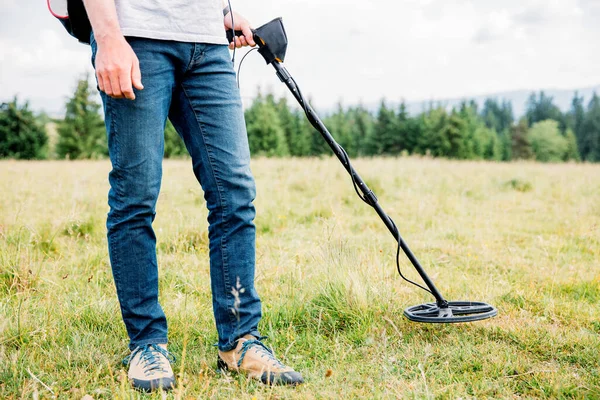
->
xmin=271 ymin=62 xmax=448 ymax=307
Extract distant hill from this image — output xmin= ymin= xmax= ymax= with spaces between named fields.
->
xmin=6 ymin=85 xmax=600 ymax=119
xmin=401 ymin=85 xmax=600 ymax=118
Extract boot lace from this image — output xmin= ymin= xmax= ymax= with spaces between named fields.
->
xmin=123 ymin=344 xmax=176 ymax=377
xmin=238 ymin=339 xmax=286 ymax=370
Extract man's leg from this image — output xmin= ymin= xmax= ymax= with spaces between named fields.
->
xmin=168 ymin=43 xmax=261 ymax=352
xmin=92 ymin=35 xmax=176 ymax=350
xmin=166 ymin=42 xmax=302 ymax=386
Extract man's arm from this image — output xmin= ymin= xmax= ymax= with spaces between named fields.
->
xmin=82 ymin=0 xmax=143 ymax=100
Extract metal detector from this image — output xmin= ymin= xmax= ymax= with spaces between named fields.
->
xmin=229 ymin=19 xmax=497 ymax=323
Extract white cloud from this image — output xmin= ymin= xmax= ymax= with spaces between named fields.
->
xmin=0 ymin=30 xmax=86 ymax=72
xmin=0 ymin=27 xmax=92 ymax=114
xmin=0 ymin=0 xmax=16 ymax=11
xmin=1 ymin=0 xmax=599 ymax=115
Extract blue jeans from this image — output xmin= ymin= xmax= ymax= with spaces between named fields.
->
xmin=91 ymin=34 xmax=262 ymax=351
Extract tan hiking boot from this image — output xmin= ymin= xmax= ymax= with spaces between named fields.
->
xmin=217 ymin=335 xmax=303 ymax=385
xmin=124 ymin=344 xmax=176 ymax=392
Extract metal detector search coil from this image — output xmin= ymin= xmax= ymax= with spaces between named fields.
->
xmin=234 ymin=18 xmax=497 ymax=324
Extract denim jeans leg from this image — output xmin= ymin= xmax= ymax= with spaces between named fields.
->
xmin=168 ymin=43 xmax=262 ymax=351
xmin=92 ymin=35 xmax=177 ymax=350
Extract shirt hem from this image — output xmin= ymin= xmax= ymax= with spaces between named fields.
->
xmin=120 ymin=28 xmax=229 ymax=45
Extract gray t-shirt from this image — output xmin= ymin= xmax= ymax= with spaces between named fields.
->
xmin=115 ymin=0 xmax=228 ymax=45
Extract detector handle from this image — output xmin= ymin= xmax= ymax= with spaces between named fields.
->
xmin=226 ymin=29 xmax=256 ymax=44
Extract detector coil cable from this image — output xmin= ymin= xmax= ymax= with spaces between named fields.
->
xmin=236 ymin=50 xmax=433 ymax=295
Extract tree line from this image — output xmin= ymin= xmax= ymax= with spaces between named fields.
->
xmin=1 ymin=78 xmax=599 ymax=162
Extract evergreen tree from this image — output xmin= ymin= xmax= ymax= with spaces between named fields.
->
xmin=498 ymin=130 xmax=512 ymax=161
xmin=481 ymin=98 xmax=514 ymax=134
xmin=580 ymin=93 xmax=600 ymax=162
xmin=487 ymin=129 xmax=504 ymax=161
xmin=245 ymin=93 xmax=289 ymax=156
xmin=290 ymin=109 xmax=313 ymax=156
xmin=0 ymin=97 xmax=48 ymax=159
xmin=395 ymin=102 xmax=412 ymax=154
xmin=164 ymin=120 xmax=188 ymax=158
xmin=401 ymin=111 xmax=422 ymax=156
xmin=325 ymin=102 xmax=355 ymax=156
xmin=567 ymin=92 xmax=586 ymax=153
xmin=442 ymin=110 xmax=468 ymax=159
xmin=348 ymin=105 xmax=374 ymax=156
xmin=459 ymin=101 xmax=485 ymax=159
xmin=289 ymin=96 xmax=329 ymax=157
xmin=368 ymin=100 xmax=398 ymax=155
xmin=275 ymin=97 xmax=309 ymax=156
xmin=526 ymin=91 xmax=565 ymax=130
xmin=418 ymin=107 xmax=449 ymax=157
xmin=563 ymin=129 xmax=580 ymax=161
xmin=511 ymin=118 xmax=532 ymax=160
xmin=56 ymin=77 xmax=107 ymax=159
xmin=501 ymin=99 xmax=513 ymax=133
xmin=528 ymin=120 xmax=568 ymax=162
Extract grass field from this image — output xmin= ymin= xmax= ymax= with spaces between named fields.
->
xmin=0 ymin=157 xmax=599 ymax=399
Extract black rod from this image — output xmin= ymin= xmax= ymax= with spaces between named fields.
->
xmin=271 ymin=62 xmax=448 ymax=306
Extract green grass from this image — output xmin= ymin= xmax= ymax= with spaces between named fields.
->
xmin=0 ymin=157 xmax=599 ymax=399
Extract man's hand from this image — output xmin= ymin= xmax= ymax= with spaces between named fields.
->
xmin=224 ymin=11 xmax=256 ymax=49
xmin=95 ymin=36 xmax=143 ymax=100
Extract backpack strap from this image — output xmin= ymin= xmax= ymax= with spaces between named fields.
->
xmin=67 ymin=0 xmax=92 ymax=44
xmin=48 ymin=0 xmax=92 ymax=44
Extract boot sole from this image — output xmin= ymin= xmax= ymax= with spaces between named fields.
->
xmin=217 ymin=357 xmax=303 ymax=386
xmin=131 ymin=376 xmax=176 ymax=392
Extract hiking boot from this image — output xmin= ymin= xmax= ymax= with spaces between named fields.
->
xmin=124 ymin=344 xmax=176 ymax=392
xmin=217 ymin=335 xmax=303 ymax=386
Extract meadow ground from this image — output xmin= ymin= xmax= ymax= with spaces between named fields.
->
xmin=0 ymin=157 xmax=598 ymax=399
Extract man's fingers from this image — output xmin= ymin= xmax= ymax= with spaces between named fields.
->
xmin=131 ymin=58 xmax=144 ymax=91
xmin=227 ymin=26 xmax=254 ymax=49
xmin=119 ymin=70 xmax=135 ymax=100
xmin=97 ymin=73 xmax=106 ymax=94
xmin=241 ymin=26 xmax=255 ymax=47
xmin=101 ymin=73 xmax=114 ymax=97
xmin=109 ymin=72 xmax=124 ymax=99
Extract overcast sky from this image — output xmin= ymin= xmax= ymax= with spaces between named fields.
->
xmin=1 ymin=0 xmax=599 ymax=115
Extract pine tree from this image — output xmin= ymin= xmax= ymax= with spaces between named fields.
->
xmin=275 ymin=98 xmax=297 ymax=155
xmin=291 ymin=110 xmax=313 ymax=156
xmin=368 ymin=100 xmax=398 ymax=155
xmin=459 ymin=101 xmax=484 ymax=159
xmin=164 ymin=120 xmax=188 ymax=158
xmin=400 ymin=111 xmax=422 ymax=156
xmin=511 ymin=118 xmax=532 ymax=160
xmin=498 ymin=130 xmax=512 ymax=161
xmin=275 ymin=98 xmax=311 ymax=157
xmin=418 ymin=107 xmax=447 ymax=156
xmin=288 ymin=96 xmax=329 ymax=157
xmin=580 ymin=93 xmax=600 ymax=162
xmin=442 ymin=110 xmax=468 ymax=159
xmin=348 ymin=105 xmax=374 ymax=156
xmin=0 ymin=98 xmax=48 ymax=159
xmin=325 ymin=102 xmax=354 ymax=156
xmin=567 ymin=92 xmax=586 ymax=153
xmin=526 ymin=91 xmax=565 ymax=131
xmin=482 ymin=98 xmax=514 ymax=134
xmin=395 ymin=102 xmax=411 ymax=154
xmin=488 ymin=129 xmax=504 ymax=161
xmin=564 ymin=129 xmax=580 ymax=161
xmin=56 ymin=77 xmax=107 ymax=159
xmin=245 ymin=93 xmax=289 ymax=157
